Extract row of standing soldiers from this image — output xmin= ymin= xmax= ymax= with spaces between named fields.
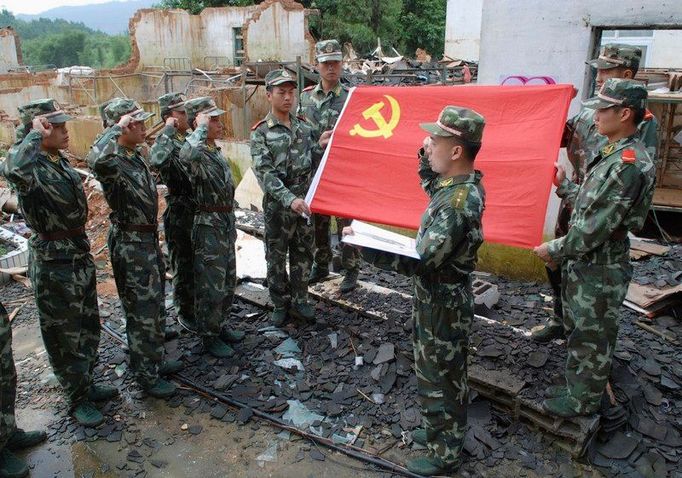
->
xmin=0 ymin=39 xmax=660 ymax=478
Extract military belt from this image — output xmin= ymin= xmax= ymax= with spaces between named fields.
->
xmin=610 ymin=228 xmax=628 ymax=241
xmin=116 ymin=223 xmax=158 ymax=233
xmin=38 ymin=226 xmax=86 ymax=241
xmin=198 ymin=204 xmax=232 ymax=213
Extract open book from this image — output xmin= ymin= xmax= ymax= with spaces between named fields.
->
xmin=341 ymin=220 xmax=420 ymax=259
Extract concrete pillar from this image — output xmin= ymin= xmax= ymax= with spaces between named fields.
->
xmin=444 ymin=0 xmax=483 ymax=61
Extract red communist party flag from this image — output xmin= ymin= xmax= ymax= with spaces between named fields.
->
xmin=305 ymin=84 xmax=574 ymax=249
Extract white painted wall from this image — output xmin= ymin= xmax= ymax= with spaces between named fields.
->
xmin=444 ymin=0 xmax=483 ymax=61
xmin=245 ymin=2 xmax=309 ymax=62
xmin=648 ymin=30 xmax=682 ymax=68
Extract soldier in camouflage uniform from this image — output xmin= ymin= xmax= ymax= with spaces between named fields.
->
xmin=345 ymin=106 xmax=486 ymax=476
xmin=535 ymin=79 xmax=656 ymax=417
xmin=177 ymin=97 xmax=240 ymax=358
xmin=251 ymin=69 xmax=328 ymax=326
xmin=0 ymin=301 xmax=47 ymax=478
xmin=150 ymin=93 xmax=196 ymax=331
xmin=3 ymin=99 xmax=118 ymax=428
xmin=87 ymin=98 xmax=181 ymax=398
xmin=534 ymin=43 xmax=659 ymax=342
xmin=299 ymin=39 xmax=359 ymax=292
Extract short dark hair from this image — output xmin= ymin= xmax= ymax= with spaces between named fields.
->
xmin=615 ymin=106 xmax=645 ymax=126
xmin=451 ymin=136 xmax=482 ymax=161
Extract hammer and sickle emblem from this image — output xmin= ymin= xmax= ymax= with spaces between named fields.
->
xmin=349 ymin=95 xmax=401 ymax=139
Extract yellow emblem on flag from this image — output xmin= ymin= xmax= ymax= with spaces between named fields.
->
xmin=349 ymin=95 xmax=401 ymax=139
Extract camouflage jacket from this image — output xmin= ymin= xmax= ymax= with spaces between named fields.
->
xmin=3 ymin=130 xmax=91 ymax=260
xmin=87 ymin=124 xmax=159 ymax=238
xmin=562 ymin=103 xmax=658 ymax=203
xmin=150 ymin=124 xmax=193 ymax=199
xmin=178 ymin=124 xmax=235 ymax=226
xmin=250 ymin=112 xmax=318 ymax=209
xmin=362 ymin=150 xmax=485 ymax=308
xmin=298 ymin=82 xmax=348 ymax=165
xmin=548 ymin=135 xmax=656 ymax=264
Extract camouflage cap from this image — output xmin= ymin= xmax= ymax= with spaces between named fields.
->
xmin=265 ymin=69 xmax=297 ymax=88
xmin=315 ymin=39 xmax=342 ymax=63
xmin=158 ymin=92 xmax=186 ymax=117
xmin=103 ymin=97 xmax=154 ymax=125
xmin=420 ymin=106 xmax=485 ymax=143
xmin=588 ymin=43 xmax=642 ymax=70
xmin=184 ymin=96 xmax=226 ymax=124
xmin=98 ymin=99 xmax=114 ymax=127
xmin=586 ymin=78 xmax=648 ymax=110
xmin=18 ymin=98 xmax=72 ymax=126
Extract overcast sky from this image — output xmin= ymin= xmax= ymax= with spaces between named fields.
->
xmin=1 ymin=0 xmax=129 ymax=15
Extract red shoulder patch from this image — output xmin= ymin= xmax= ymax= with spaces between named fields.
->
xmin=297 ymin=115 xmax=308 ymax=123
xmin=644 ymin=109 xmax=654 ymax=121
xmin=302 ymin=85 xmax=315 ymax=92
xmin=621 ymin=149 xmax=636 ymax=164
xmin=251 ymin=119 xmax=266 ymax=131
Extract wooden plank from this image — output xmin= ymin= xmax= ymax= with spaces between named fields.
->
xmin=626 ymin=282 xmax=682 ymax=309
xmin=653 ymin=187 xmax=682 ymax=208
xmin=629 ymin=249 xmax=650 ymax=261
xmin=629 ymin=239 xmax=670 ymax=256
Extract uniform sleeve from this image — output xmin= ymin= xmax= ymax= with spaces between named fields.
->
xmin=88 ymin=126 xmax=124 ymax=184
xmin=639 ymin=117 xmax=659 ymax=164
xmin=556 ymin=177 xmax=580 ymax=204
xmin=149 ymin=124 xmax=177 ymax=174
xmin=250 ymin=128 xmax=297 ymax=208
xmin=85 ymin=125 xmax=121 ymax=167
xmin=2 ymin=130 xmax=43 ymax=193
xmin=416 ymin=203 xmax=468 ymax=272
xmin=418 ymin=148 xmax=438 ymax=197
xmin=547 ymin=162 xmax=645 ymax=261
xmin=186 ymin=124 xmax=208 ymax=150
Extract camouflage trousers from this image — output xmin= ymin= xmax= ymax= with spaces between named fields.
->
xmin=413 ymin=290 xmax=473 ymax=467
xmin=164 ymin=197 xmax=195 ymax=328
xmin=561 ymin=259 xmax=632 ymax=410
xmin=545 ymin=198 xmax=574 ymax=322
xmin=192 ymin=213 xmax=236 ymax=338
xmin=30 ymin=250 xmax=100 ymax=405
xmin=313 ymin=214 xmax=359 ymax=272
xmin=108 ymin=228 xmax=165 ymax=387
xmin=263 ymin=199 xmax=313 ymax=310
xmin=0 ymin=302 xmax=17 ymax=450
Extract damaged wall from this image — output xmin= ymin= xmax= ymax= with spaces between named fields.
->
xmin=0 ymin=28 xmax=22 ymax=73
xmin=130 ymin=0 xmax=314 ymax=71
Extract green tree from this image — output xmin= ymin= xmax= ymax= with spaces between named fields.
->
xmin=400 ymin=0 xmax=446 ymax=57
xmin=154 ymin=0 xmax=254 ymax=15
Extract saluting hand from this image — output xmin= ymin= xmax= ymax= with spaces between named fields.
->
xmin=32 ymin=117 xmax=52 ymax=138
xmin=117 ymin=114 xmax=133 ymax=133
xmin=166 ymin=117 xmax=178 ymax=128
xmin=196 ymin=113 xmax=210 ymax=127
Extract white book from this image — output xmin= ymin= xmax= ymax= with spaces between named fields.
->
xmin=342 ymin=220 xmax=420 ymax=259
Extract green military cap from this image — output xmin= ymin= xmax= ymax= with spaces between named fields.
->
xmin=98 ymin=99 xmax=114 ymax=127
xmin=184 ymin=96 xmax=226 ymax=124
xmin=588 ymin=43 xmax=642 ymax=70
xmin=587 ymin=78 xmax=647 ymax=110
xmin=315 ymin=39 xmax=342 ymax=63
xmin=158 ymin=92 xmax=186 ymax=117
xmin=103 ymin=97 xmax=154 ymax=126
xmin=265 ymin=68 xmax=297 ymax=88
xmin=18 ymin=98 xmax=72 ymax=126
xmin=420 ymin=105 xmax=485 ymax=143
